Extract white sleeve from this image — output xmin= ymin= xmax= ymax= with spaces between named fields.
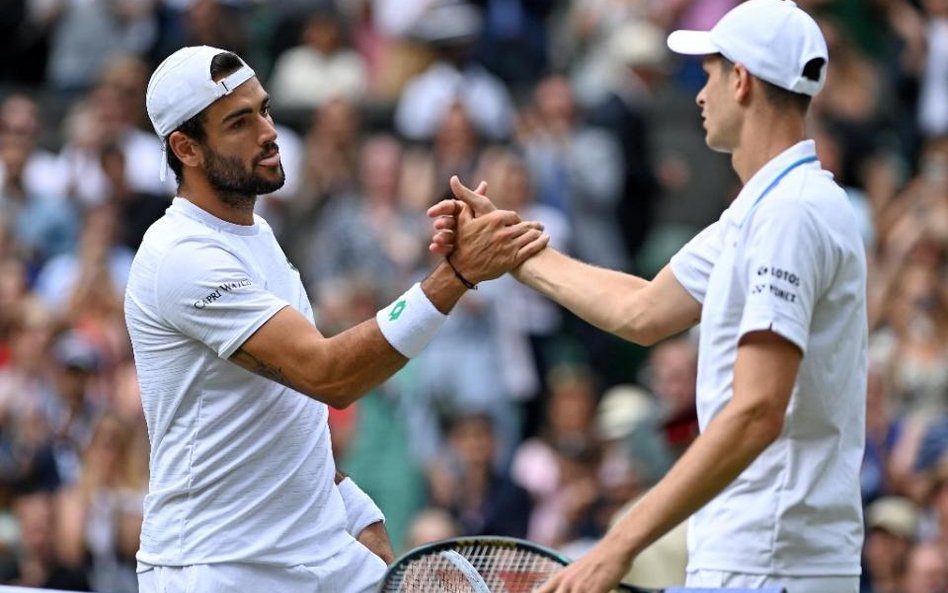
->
xmin=669 ymin=220 xmax=726 ymax=305
xmin=737 ymin=202 xmax=827 ymax=354
xmin=155 ymin=238 xmax=289 ymax=359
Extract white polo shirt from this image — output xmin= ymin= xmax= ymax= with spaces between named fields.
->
xmin=125 ymin=198 xmax=351 ymax=568
xmin=670 ymin=140 xmax=867 ymax=576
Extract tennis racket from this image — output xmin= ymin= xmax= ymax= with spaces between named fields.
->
xmin=377 ymin=535 xmax=659 ymax=593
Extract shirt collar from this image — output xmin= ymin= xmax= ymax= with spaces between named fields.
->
xmin=723 ymin=140 xmax=819 ymax=226
xmin=170 ymin=197 xmax=260 ymax=236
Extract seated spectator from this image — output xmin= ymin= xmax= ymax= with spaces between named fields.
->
xmin=428 ymin=413 xmax=532 ymax=539
xmin=99 ymin=143 xmax=170 ymax=251
xmin=642 ymin=335 xmax=699 ymax=459
xmin=0 ymin=123 xmax=78 ymax=266
xmin=58 ymin=414 xmax=147 ymax=593
xmin=394 ymin=2 xmax=515 ymax=141
xmin=404 ymin=507 xmax=460 ymax=549
xmin=269 ymin=7 xmax=367 ymax=112
xmin=46 ymin=331 xmax=104 ymax=487
xmin=41 ymin=0 xmax=156 ymax=93
xmin=9 ymin=492 xmax=87 ymax=590
xmin=512 ymin=365 xmax=598 ymax=546
xmin=863 ymin=496 xmax=920 ymax=593
xmin=0 ymin=95 xmax=68 ymax=203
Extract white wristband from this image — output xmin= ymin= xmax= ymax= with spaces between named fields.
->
xmin=376 ymin=282 xmax=447 ymax=358
xmin=337 ymin=477 xmax=385 ymax=536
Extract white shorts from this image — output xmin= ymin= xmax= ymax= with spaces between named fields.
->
xmin=138 ymin=539 xmax=387 ymax=593
xmin=687 ymin=569 xmax=859 ymax=593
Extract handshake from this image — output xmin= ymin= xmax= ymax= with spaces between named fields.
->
xmin=425 ymin=175 xmax=550 ymax=287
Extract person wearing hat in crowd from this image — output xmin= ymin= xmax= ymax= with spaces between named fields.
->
xmin=863 ymin=496 xmax=920 ymax=593
xmin=429 ymin=1 xmax=868 ymax=591
xmin=125 ymin=45 xmax=549 ymax=593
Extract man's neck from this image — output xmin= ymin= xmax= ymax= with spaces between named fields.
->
xmin=179 ymin=180 xmax=256 ymax=225
xmin=731 ymin=110 xmax=808 ymax=184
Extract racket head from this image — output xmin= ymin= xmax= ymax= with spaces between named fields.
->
xmin=377 ymin=536 xmax=656 ymax=593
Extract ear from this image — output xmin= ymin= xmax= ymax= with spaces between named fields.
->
xmin=168 ymin=130 xmax=203 ymax=169
xmin=732 ymin=63 xmax=754 ymax=104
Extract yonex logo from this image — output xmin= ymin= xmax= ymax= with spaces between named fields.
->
xmin=389 ymin=300 xmax=407 ymax=321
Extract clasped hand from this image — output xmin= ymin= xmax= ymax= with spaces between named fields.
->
xmin=427 ymin=176 xmax=549 ymax=282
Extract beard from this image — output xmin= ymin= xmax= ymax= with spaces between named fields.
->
xmin=204 ymin=142 xmax=286 ymax=209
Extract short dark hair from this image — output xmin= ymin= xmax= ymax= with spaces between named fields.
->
xmin=165 ymin=51 xmax=245 ymax=184
xmin=719 ymin=56 xmax=819 ymax=115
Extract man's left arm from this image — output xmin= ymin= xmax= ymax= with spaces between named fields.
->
xmin=335 ymin=470 xmax=394 ymax=563
xmin=536 ymin=331 xmax=801 ymax=593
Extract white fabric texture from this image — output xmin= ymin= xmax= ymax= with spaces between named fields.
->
xmin=686 ymin=569 xmax=858 ymax=593
xmin=125 ymin=198 xmax=352 ymax=567
xmin=337 ymin=477 xmax=385 ymax=536
xmin=375 ymin=282 xmax=447 ymax=358
xmin=137 ymin=538 xmax=387 ymax=593
xmin=670 ymin=140 xmax=867 ymax=576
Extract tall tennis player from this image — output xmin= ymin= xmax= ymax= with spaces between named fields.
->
xmin=431 ymin=2 xmax=868 ymax=592
xmin=125 ymin=45 xmax=549 ymax=593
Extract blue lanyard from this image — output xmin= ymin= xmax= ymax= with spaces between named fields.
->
xmin=740 ymin=155 xmax=818 ymax=227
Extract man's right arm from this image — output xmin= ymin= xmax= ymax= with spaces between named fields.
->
xmin=229 ymin=206 xmax=548 ymax=409
xmin=435 ymin=175 xmax=705 ymax=346
xmin=230 ymin=261 xmax=464 ymax=409
xmin=515 ymin=250 xmax=701 ymax=346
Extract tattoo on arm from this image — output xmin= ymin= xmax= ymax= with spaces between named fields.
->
xmin=231 ymin=347 xmax=293 ymax=388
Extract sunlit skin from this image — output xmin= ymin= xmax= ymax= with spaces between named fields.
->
xmin=697 ymin=55 xmax=744 ymax=154
xmin=167 ymin=77 xmax=284 ymax=224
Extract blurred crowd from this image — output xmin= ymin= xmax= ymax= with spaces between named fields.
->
xmin=0 ymin=0 xmax=946 ymax=592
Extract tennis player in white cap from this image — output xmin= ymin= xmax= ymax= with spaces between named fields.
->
xmin=125 ymin=46 xmax=548 ymax=593
xmin=431 ymin=1 xmax=868 ymax=592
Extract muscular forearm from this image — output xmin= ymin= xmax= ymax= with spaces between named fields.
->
xmin=606 ymin=402 xmax=780 ymax=558
xmin=514 ymin=249 xmax=656 ymax=343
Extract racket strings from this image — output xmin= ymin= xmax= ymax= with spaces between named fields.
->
xmin=394 ymin=554 xmax=481 ymax=593
xmin=386 ymin=542 xmax=565 ymax=593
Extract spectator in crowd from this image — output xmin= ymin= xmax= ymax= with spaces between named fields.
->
xmin=429 ymin=412 xmax=532 ymax=539
xmin=863 ymin=365 xmax=904 ymax=504
xmin=269 ymin=7 xmax=367 ymax=112
xmin=0 ymin=95 xmax=68 ymax=203
xmin=478 ymin=147 xmax=572 ymax=424
xmin=587 ymin=20 xmax=669 ymax=266
xmin=917 ymin=0 xmax=948 ymax=139
xmin=9 ymin=491 xmax=88 ymax=590
xmin=862 ymin=496 xmax=920 ymax=593
xmin=404 ymin=507 xmax=460 ymax=549
xmin=511 ymin=365 xmax=598 ymax=546
xmin=303 ymin=133 xmax=427 ymax=301
xmin=46 ymin=331 xmax=104 ymax=487
xmin=520 ymin=74 xmax=627 ymax=272
xmin=288 ymin=97 xmax=363 ymax=244
xmin=394 ymin=2 xmax=515 ymax=142
xmin=643 ymin=335 xmax=699 ymax=459
xmin=58 ymin=414 xmax=148 ymax=593
xmin=901 ymin=542 xmax=948 ymax=593
xmin=0 ymin=120 xmax=78 ymax=267
xmin=41 ymin=0 xmax=157 ymax=93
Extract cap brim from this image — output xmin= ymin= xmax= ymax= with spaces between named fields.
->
xmin=666 ymin=30 xmax=718 ymax=56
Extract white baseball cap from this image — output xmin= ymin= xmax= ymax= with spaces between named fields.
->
xmin=666 ymin=0 xmax=828 ymax=97
xmin=146 ymin=46 xmax=256 ymax=180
